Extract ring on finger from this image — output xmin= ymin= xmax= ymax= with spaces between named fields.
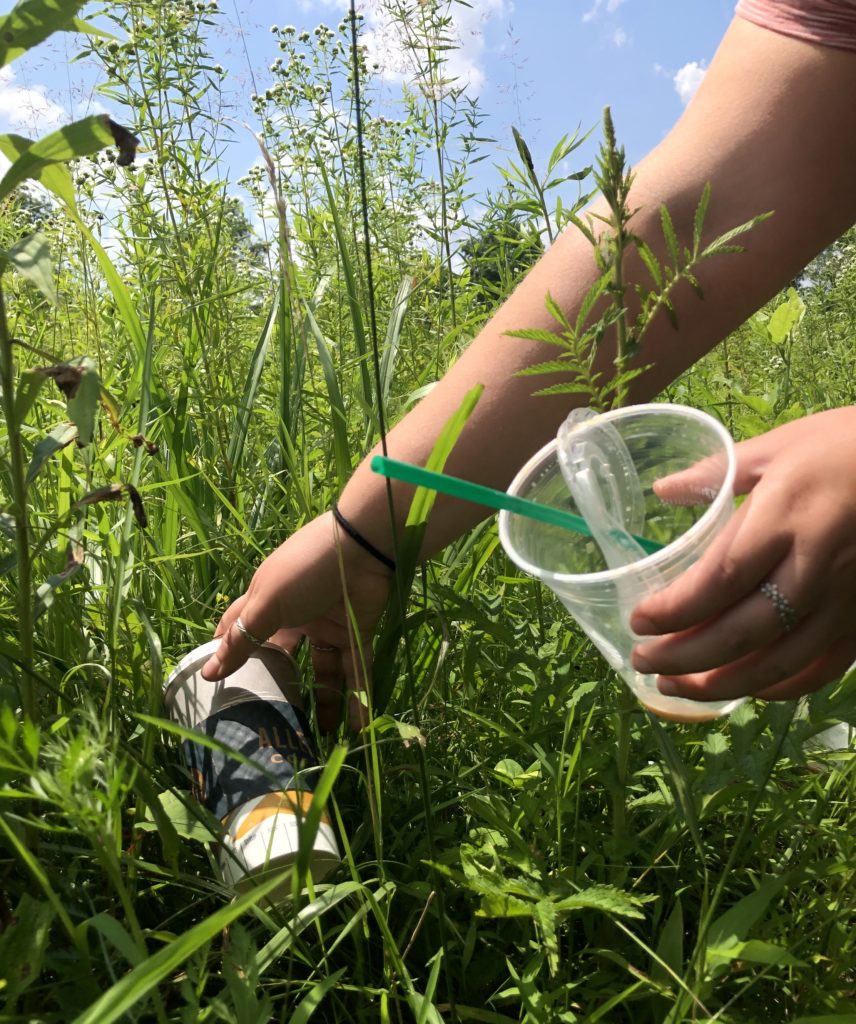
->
xmin=310 ymin=642 xmax=338 ymax=653
xmin=759 ymin=581 xmax=798 ymax=633
xmin=234 ymin=616 xmax=266 ymax=646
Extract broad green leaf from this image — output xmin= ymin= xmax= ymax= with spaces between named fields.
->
xmin=32 ymin=543 xmax=83 ymax=619
xmin=135 ymin=789 xmax=219 ymax=844
xmin=0 ymin=0 xmax=85 ymax=68
xmin=2 ymin=230 xmax=55 ymax=301
xmin=767 ymin=287 xmax=805 ymax=345
xmin=26 ymin=422 xmax=76 ymax=483
xmin=705 ymin=874 xmax=789 ymax=970
xmin=0 ymin=115 xmax=114 ymax=203
xmin=652 ymin=896 xmax=683 ymax=985
xmin=0 ymin=132 xmax=75 ymax=206
xmin=71 ymin=873 xmax=286 ymax=1024
xmin=13 ymin=366 xmax=48 ymax=422
xmin=66 ymin=356 xmax=100 ymax=446
xmin=81 ymin=913 xmax=142 ymax=969
xmin=706 ymin=938 xmax=806 ymax=968
xmin=0 ymin=893 xmax=54 ymax=1003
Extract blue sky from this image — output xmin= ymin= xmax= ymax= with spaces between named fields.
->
xmin=0 ymin=0 xmax=738 ymax=213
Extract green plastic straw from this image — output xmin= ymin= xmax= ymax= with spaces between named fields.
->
xmin=370 ymin=455 xmax=664 ymax=556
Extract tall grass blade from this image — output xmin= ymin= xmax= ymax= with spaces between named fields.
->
xmin=226 ymin=288 xmax=279 ymax=477
xmin=71 ymin=873 xmax=286 ymax=1024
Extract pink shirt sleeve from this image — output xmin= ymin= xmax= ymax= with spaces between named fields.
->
xmin=736 ymin=0 xmax=856 ymax=52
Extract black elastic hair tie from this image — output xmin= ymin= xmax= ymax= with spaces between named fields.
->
xmin=332 ymin=500 xmax=396 ymax=572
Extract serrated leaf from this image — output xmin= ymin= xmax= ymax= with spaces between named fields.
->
xmin=693 ymin=182 xmax=711 ymax=253
xmin=554 ymin=883 xmax=647 ymax=919
xmin=660 ymin=204 xmax=679 ymax=267
xmin=701 ymin=211 xmax=773 ymax=256
xmin=2 ymin=230 xmax=55 ymax=300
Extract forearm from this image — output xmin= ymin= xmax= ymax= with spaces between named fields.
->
xmin=340 ymin=16 xmax=856 ymax=558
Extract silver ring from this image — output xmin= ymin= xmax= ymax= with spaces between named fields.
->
xmin=759 ymin=582 xmax=797 ymax=633
xmin=310 ymin=642 xmax=338 ymax=653
xmin=234 ymin=616 xmax=266 ymax=646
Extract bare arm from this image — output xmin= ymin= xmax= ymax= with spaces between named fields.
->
xmin=205 ymin=17 xmax=856 ymax=711
xmin=340 ymin=15 xmax=856 ymax=555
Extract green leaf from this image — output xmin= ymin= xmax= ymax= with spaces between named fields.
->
xmin=135 ymin=789 xmax=219 ymax=845
xmin=767 ymin=287 xmax=805 ymax=345
xmin=285 ymin=969 xmax=347 ymax=1024
xmin=652 ymin=896 xmax=683 ymax=985
xmin=226 ymin=289 xmax=278 ymax=477
xmin=0 ymin=0 xmax=86 ymax=68
xmin=692 ymin=182 xmax=711 ymax=253
xmin=0 ymin=893 xmax=54 ymax=1004
xmin=0 ymin=132 xmax=75 ymax=206
xmin=13 ymin=367 xmax=48 ymax=422
xmin=32 ymin=543 xmax=83 ymax=619
xmin=706 ymin=938 xmax=806 ymax=968
xmin=659 ymin=203 xmax=679 ymax=267
xmin=705 ymin=874 xmax=789 ymax=971
xmin=26 ymin=422 xmax=76 ymax=483
xmin=66 ymin=356 xmax=100 ymax=446
xmin=0 ymin=115 xmax=113 ymax=203
xmin=511 ymin=125 xmax=537 ymax=185
xmin=553 ymin=884 xmax=647 ymax=919
xmin=304 ymin=303 xmax=351 ymax=488
xmin=2 ymin=231 xmax=55 ymax=301
xmin=71 ymin=874 xmax=287 ymax=1024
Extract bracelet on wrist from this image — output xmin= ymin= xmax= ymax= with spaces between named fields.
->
xmin=332 ymin=500 xmax=397 ymax=572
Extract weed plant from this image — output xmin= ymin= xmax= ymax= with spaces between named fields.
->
xmin=0 ymin=1 xmax=854 ymax=1021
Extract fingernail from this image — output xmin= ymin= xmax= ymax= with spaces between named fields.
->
xmin=632 ymin=650 xmax=653 ymax=674
xmin=631 ymin=614 xmax=657 ymax=636
xmin=202 ymin=657 xmax=222 ymax=680
xmin=658 ymin=678 xmax=679 ymax=696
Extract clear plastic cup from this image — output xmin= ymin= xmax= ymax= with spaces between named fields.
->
xmin=498 ymin=403 xmax=746 ymax=722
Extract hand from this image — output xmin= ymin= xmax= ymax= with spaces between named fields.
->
xmin=630 ymin=407 xmax=856 ymax=703
xmin=201 ymin=512 xmax=393 ymax=732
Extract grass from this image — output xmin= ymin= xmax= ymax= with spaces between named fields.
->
xmin=0 ymin=1 xmax=855 ymax=1021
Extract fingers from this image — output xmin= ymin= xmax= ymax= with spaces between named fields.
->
xmin=652 ymin=613 xmax=851 ymax=703
xmin=632 ymin=559 xmax=823 ymax=676
xmin=631 ymin=494 xmax=791 ymax=637
xmin=202 ymin=591 xmax=280 ymax=681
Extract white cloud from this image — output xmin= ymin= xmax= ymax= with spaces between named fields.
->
xmin=673 ymin=60 xmax=706 ymax=106
xmin=290 ymin=0 xmax=511 ymax=95
xmin=612 ymin=27 xmax=628 ymax=47
xmin=0 ymin=65 xmax=66 ymax=136
xmin=582 ymin=0 xmax=626 ymax=24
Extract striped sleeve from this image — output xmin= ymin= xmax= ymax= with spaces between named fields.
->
xmin=736 ymin=0 xmax=856 ymax=52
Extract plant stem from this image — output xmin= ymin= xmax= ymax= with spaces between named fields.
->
xmin=0 ymin=280 xmax=36 ymax=720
